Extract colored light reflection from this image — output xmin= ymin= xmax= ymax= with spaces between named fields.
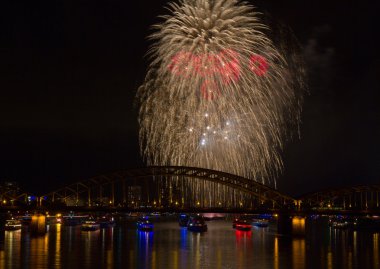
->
xmin=30 ymin=234 xmax=49 ymax=268
xmin=180 ymin=227 xmax=188 ymax=249
xmin=292 ymin=239 xmax=306 ymax=269
xmin=4 ymin=230 xmax=21 ymax=268
xmin=374 ymin=233 xmax=379 ymax=267
xmin=235 ymin=229 xmax=252 ymax=243
xmin=137 ymin=231 xmax=154 ymax=269
xmin=274 ymin=237 xmax=279 ymax=269
xmin=55 ymin=224 xmax=61 ymax=269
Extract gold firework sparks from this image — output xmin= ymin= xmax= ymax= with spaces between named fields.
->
xmin=137 ymin=0 xmax=305 ymax=187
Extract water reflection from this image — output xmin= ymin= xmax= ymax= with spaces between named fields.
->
xmin=136 ymin=231 xmax=153 ymax=269
xmin=179 ymin=228 xmax=187 ymax=268
xmin=55 ymin=224 xmax=61 ymax=269
xmin=29 ymin=233 xmax=49 ymax=268
xmin=101 ymin=228 xmax=114 ymax=268
xmin=0 ymin=219 xmax=379 ymax=269
xmin=374 ymin=233 xmax=379 ymax=267
xmin=4 ymin=230 xmax=21 ymax=269
xmin=82 ymin=228 xmax=100 ymax=268
xmin=274 ymin=237 xmax=279 ymax=269
xmin=292 ymin=238 xmax=305 ymax=269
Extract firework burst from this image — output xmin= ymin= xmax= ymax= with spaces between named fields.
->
xmin=137 ymin=0 xmax=304 ymax=187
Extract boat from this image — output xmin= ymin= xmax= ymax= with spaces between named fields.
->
xmin=178 ymin=214 xmax=190 ymax=227
xmin=150 ymin=212 xmax=161 ymax=217
xmin=63 ymin=217 xmax=82 ymax=226
xmin=46 ymin=214 xmax=63 ymax=225
xmin=328 ymin=216 xmax=351 ymax=229
xmin=331 ymin=221 xmax=349 ymax=229
xmin=126 ymin=212 xmax=139 ymax=218
xmin=353 ymin=217 xmax=380 ymax=231
xmin=5 ymin=219 xmax=22 ymax=231
xmin=252 ymin=219 xmax=269 ymax=228
xmin=187 ymin=215 xmax=207 ymax=232
xmin=81 ymin=220 xmax=100 ymax=231
xmin=330 ymin=219 xmax=349 ymax=229
xmin=56 ymin=215 xmax=63 ymax=224
xmin=232 ymin=217 xmax=240 ymax=228
xmin=63 ymin=212 xmax=86 ymax=226
xmin=21 ymin=214 xmax=32 ymax=225
xmin=98 ymin=215 xmax=116 ymax=228
xmin=234 ymin=219 xmax=252 ymax=231
xmin=233 ymin=215 xmax=252 ymax=229
xmin=137 ymin=217 xmax=154 ymax=231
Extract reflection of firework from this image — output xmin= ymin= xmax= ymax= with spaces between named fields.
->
xmin=137 ymin=0 xmax=304 ymax=187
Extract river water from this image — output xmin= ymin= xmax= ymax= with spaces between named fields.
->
xmin=0 ymin=217 xmax=379 ymax=269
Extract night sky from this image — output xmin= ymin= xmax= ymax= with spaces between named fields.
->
xmin=1 ymin=0 xmax=378 ymax=196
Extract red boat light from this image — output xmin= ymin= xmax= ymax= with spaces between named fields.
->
xmin=236 ymin=224 xmax=251 ymax=228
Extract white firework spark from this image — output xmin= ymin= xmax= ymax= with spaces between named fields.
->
xmin=137 ymin=0 xmax=304 ymax=187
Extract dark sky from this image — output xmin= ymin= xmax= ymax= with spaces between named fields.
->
xmin=1 ymin=0 xmax=378 ymax=196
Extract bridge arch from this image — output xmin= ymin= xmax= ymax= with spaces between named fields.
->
xmin=42 ymin=166 xmax=295 ymax=209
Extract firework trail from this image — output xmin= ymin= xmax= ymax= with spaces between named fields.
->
xmin=137 ymin=0 xmax=304 ymax=187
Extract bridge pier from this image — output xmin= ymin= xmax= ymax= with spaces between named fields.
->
xmin=277 ymin=214 xmax=306 ymax=237
xmin=88 ymin=189 xmax=91 ymax=207
xmin=30 ymin=214 xmax=47 ymax=236
xmin=277 ymin=213 xmax=292 ymax=235
xmin=111 ymin=182 xmax=115 ymax=206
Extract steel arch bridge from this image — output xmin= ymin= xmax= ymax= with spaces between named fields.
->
xmin=40 ymin=166 xmax=296 ymax=210
xmin=300 ymin=184 xmax=380 ymax=211
xmin=0 ymin=181 xmax=31 ymax=206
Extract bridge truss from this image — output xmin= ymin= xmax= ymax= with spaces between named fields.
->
xmin=300 ymin=185 xmax=380 ymax=210
xmin=41 ymin=166 xmax=296 ymax=210
xmin=1 ymin=168 xmax=378 ymax=213
xmin=0 ymin=181 xmax=30 ymax=206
